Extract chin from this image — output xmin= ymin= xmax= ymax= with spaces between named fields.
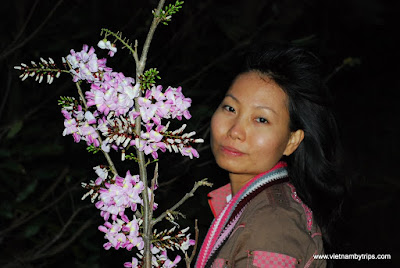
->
xmin=215 ymin=158 xmax=246 ymax=173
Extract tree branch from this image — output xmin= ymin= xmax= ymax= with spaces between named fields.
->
xmin=149 ymin=162 xmax=159 ymax=223
xmin=134 ymin=1 xmax=166 ymax=267
xmin=0 ymin=184 xmax=79 ymax=238
xmin=33 ymin=204 xmax=92 ymax=257
xmin=26 ymin=219 xmax=93 ymax=262
xmin=152 ymin=178 xmax=212 ymax=225
xmin=39 ymin=167 xmax=69 ymax=202
xmin=0 ymin=0 xmax=64 ymax=60
xmin=138 ymin=0 xmax=166 ymax=74
xmin=185 ymin=219 xmax=199 ymax=268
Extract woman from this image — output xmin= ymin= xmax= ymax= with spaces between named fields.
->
xmin=195 ymin=45 xmax=345 ymax=268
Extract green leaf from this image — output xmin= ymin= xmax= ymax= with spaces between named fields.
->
xmin=16 ymin=180 xmax=38 ymax=202
xmin=6 ymin=120 xmax=23 ymax=139
xmin=87 ymin=145 xmax=100 ymax=154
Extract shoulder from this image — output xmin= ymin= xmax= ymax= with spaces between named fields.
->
xmin=242 ymin=184 xmax=316 ymax=256
xmin=218 ymin=182 xmax=326 ymax=267
xmin=245 ymin=182 xmax=316 ymax=235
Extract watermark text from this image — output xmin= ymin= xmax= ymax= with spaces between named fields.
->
xmin=313 ymin=253 xmax=391 ymax=261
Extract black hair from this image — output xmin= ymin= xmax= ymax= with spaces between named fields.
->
xmin=243 ymin=44 xmax=346 ymax=259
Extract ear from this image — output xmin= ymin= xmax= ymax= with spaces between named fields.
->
xmin=283 ymin=129 xmax=304 ymax=156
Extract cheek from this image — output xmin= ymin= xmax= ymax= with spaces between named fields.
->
xmin=210 ymin=111 xmax=223 ymax=141
xmin=252 ymin=131 xmax=289 ymax=157
xmin=210 ymin=112 xmax=220 ymax=150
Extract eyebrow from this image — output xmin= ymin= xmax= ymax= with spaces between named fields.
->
xmin=225 ymin=93 xmax=277 ymax=114
xmin=225 ymin=93 xmax=239 ymax=102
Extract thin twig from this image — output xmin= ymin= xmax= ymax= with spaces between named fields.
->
xmin=0 ymin=0 xmax=64 ymax=60
xmin=133 ymin=39 xmax=139 ymax=66
xmin=39 ymin=167 xmax=69 ymax=202
xmin=0 ymin=74 xmax=71 ymax=142
xmin=153 ymin=179 xmax=211 ymax=225
xmin=324 ymin=63 xmax=345 ymax=82
xmin=138 ymin=0 xmax=166 ymax=74
xmin=25 ymin=219 xmax=93 ymax=262
xmin=11 ymin=0 xmax=40 ymax=44
xmin=149 ymin=162 xmax=159 ymax=224
xmin=33 ymin=204 xmax=92 ymax=256
xmin=180 ymin=16 xmax=275 ymax=86
xmin=0 ymin=184 xmax=80 ymax=238
xmin=185 ymin=219 xmax=199 ymax=268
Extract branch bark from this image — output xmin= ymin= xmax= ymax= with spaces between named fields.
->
xmin=185 ymin=219 xmax=199 ymax=268
xmin=133 ymin=1 xmax=165 ymax=267
xmin=153 ymin=178 xmax=211 ymax=225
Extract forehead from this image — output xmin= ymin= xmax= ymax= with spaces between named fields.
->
xmin=227 ymin=71 xmax=288 ymax=108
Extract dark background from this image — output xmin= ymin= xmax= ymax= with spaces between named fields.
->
xmin=0 ymin=0 xmax=399 ymax=267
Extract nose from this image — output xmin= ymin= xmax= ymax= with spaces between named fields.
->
xmin=227 ymin=118 xmax=246 ymax=141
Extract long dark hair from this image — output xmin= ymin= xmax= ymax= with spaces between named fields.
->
xmin=244 ymin=44 xmax=346 ymax=256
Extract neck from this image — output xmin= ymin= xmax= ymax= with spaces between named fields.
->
xmin=228 ymin=162 xmax=289 ymax=195
xmin=229 ymin=173 xmax=254 ymax=195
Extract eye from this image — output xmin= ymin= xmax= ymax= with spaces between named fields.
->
xmin=222 ymin=105 xmax=235 ymax=113
xmin=256 ymin=117 xmax=268 ymax=124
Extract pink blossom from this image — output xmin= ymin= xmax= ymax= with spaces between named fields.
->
xmin=72 ymin=132 xmax=81 ymax=143
xmin=139 ymin=104 xmax=157 ymax=123
xmin=160 ymin=251 xmax=182 ymax=268
xmin=62 ymin=118 xmax=78 ymax=136
xmin=61 ymin=110 xmax=71 ymax=119
xmin=180 ymin=146 xmax=200 ymax=159
xmin=97 ymin=171 xmax=144 ymax=218
xmin=124 ymin=257 xmax=138 ymax=268
xmin=66 ymin=45 xmax=103 ymax=83
xmin=84 ymin=111 xmax=97 ymax=124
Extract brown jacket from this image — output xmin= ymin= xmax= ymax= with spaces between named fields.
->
xmin=208 ymin=181 xmax=326 ymax=268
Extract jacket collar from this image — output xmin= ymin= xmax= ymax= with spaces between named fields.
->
xmin=196 ymin=161 xmax=289 ymax=268
xmin=207 ymin=161 xmax=289 ymax=218
xmin=208 ymin=183 xmax=231 ymax=218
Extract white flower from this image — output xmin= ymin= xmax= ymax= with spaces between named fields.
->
xmin=97 ymin=39 xmax=117 ymax=57
xmin=93 ymin=165 xmax=108 ymax=180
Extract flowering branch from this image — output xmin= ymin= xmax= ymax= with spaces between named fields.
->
xmin=100 ymin=28 xmax=136 ymax=56
xmin=135 ymin=1 xmax=164 ymax=264
xmin=70 ymin=68 xmax=119 ymax=176
xmin=14 ymin=0 xmax=208 ymax=267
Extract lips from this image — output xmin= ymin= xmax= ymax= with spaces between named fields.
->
xmin=220 ymin=145 xmax=245 ymax=156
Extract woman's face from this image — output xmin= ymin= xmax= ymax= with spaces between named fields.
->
xmin=211 ymin=71 xmax=302 ymax=180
